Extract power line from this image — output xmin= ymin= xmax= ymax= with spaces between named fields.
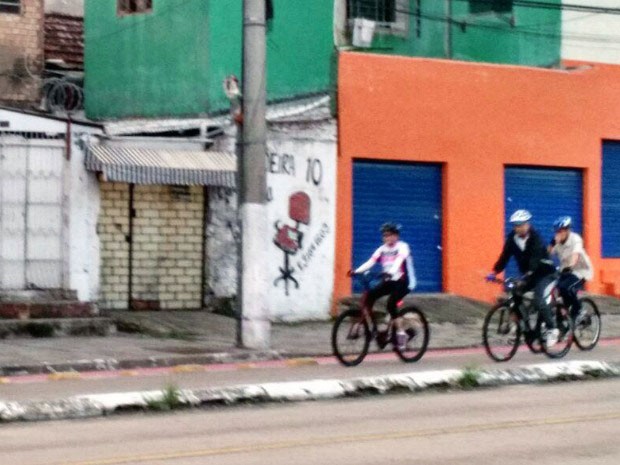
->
xmin=454 ymin=0 xmax=620 ymax=15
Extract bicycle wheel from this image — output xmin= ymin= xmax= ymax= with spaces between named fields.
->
xmin=542 ymin=305 xmax=573 ymax=359
xmin=394 ymin=307 xmax=430 ymax=363
xmin=573 ymin=298 xmax=601 ymax=351
xmin=482 ymin=304 xmax=521 ymax=362
xmin=331 ymin=309 xmax=371 ymax=367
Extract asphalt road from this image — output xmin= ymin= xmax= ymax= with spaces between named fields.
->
xmin=1 ymin=340 xmax=619 ymax=402
xmin=2 ymin=379 xmax=619 ymax=465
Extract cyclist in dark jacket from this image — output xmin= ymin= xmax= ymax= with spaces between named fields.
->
xmin=487 ymin=209 xmax=559 ymax=347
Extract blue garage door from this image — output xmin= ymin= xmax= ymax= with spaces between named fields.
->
xmin=504 ymin=167 xmax=583 ymax=277
xmin=353 ymin=161 xmax=442 ymax=292
xmin=602 ymin=141 xmax=620 ymax=257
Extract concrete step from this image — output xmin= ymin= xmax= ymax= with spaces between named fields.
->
xmin=0 ymin=302 xmax=98 ymax=319
xmin=0 ymin=317 xmax=115 ymax=339
xmin=0 ymin=289 xmax=79 ymax=302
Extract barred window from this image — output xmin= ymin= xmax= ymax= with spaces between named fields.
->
xmin=347 ymin=0 xmax=396 ymax=23
xmin=118 ymin=0 xmax=153 ymax=15
xmin=0 ymin=0 xmax=20 ymax=14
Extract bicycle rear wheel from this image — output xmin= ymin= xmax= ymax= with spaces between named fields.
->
xmin=542 ymin=305 xmax=573 ymax=359
xmin=331 ymin=309 xmax=371 ymax=367
xmin=394 ymin=307 xmax=430 ymax=363
xmin=573 ymin=298 xmax=601 ymax=351
xmin=482 ymin=304 xmax=521 ymax=362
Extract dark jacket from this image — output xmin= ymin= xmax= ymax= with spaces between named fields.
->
xmin=493 ymin=227 xmax=555 ymax=277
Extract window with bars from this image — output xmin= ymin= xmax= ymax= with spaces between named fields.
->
xmin=0 ymin=0 xmax=20 ymax=14
xmin=347 ymin=0 xmax=396 ymax=23
xmin=346 ymin=0 xmax=408 ymax=35
xmin=118 ymin=0 xmax=153 ymax=15
xmin=469 ymin=0 xmax=513 ymax=14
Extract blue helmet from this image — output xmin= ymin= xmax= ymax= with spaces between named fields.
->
xmin=553 ymin=216 xmax=572 ymax=231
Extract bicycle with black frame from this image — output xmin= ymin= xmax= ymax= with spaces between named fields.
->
xmin=483 ymin=275 xmax=574 ymax=362
xmin=331 ymin=272 xmax=430 ymax=367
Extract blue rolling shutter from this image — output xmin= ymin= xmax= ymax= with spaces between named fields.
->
xmin=504 ymin=167 xmax=583 ymax=277
xmin=352 ymin=161 xmax=442 ymax=292
xmin=602 ymin=141 xmax=620 ymax=257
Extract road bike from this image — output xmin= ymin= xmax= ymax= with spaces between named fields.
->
xmin=331 ymin=272 xmax=429 ymax=367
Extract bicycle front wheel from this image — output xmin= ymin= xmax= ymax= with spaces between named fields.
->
xmin=573 ymin=298 xmax=601 ymax=351
xmin=394 ymin=307 xmax=430 ymax=363
xmin=542 ymin=305 xmax=573 ymax=359
xmin=331 ymin=309 xmax=371 ymax=367
xmin=482 ymin=304 xmax=521 ymax=362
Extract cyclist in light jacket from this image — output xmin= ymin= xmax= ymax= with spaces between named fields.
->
xmin=351 ymin=222 xmax=416 ymax=351
xmin=549 ymin=216 xmax=594 ymax=321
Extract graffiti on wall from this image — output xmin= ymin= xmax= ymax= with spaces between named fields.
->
xmin=273 ymin=192 xmax=310 ymax=296
xmin=268 ymin=150 xmax=331 ymax=297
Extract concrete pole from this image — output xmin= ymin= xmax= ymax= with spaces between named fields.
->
xmin=237 ymin=0 xmax=270 ymax=349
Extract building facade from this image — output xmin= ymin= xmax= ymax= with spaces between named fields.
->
xmin=0 ymin=0 xmax=44 ymax=107
xmin=336 ymin=52 xmax=620 ymax=306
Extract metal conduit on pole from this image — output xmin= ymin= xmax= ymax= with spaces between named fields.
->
xmin=237 ymin=0 xmax=270 ymax=349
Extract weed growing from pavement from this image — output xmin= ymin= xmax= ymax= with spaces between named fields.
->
xmin=456 ymin=366 xmax=481 ymax=390
xmin=145 ymin=384 xmax=185 ymax=411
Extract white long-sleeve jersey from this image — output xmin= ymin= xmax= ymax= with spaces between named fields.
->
xmin=355 ymin=240 xmax=417 ymax=290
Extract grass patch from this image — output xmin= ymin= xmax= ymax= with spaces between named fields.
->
xmin=145 ymin=384 xmax=186 ymax=411
xmin=456 ymin=366 xmax=481 ymax=390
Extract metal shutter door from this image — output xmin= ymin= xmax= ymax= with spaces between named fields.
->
xmin=504 ymin=167 xmax=583 ymax=277
xmin=602 ymin=141 xmax=620 ymax=257
xmin=353 ymin=161 xmax=442 ymax=292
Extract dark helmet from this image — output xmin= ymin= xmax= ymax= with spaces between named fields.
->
xmin=380 ymin=222 xmax=401 ymax=234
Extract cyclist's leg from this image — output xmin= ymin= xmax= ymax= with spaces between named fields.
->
xmin=366 ymin=280 xmax=392 ymax=315
xmin=558 ymin=273 xmax=583 ymax=319
xmin=387 ymin=280 xmax=409 ymax=330
xmin=533 ymin=274 xmax=556 ymax=330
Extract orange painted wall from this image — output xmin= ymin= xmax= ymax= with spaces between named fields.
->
xmin=336 ymin=53 xmax=620 ymax=305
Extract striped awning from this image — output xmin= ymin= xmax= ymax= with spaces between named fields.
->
xmin=85 ymin=144 xmax=236 ymax=187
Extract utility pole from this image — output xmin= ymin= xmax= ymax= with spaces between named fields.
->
xmin=237 ymin=0 xmax=270 ymax=349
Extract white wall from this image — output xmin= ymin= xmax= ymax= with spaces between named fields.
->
xmin=208 ymin=120 xmax=337 ymax=321
xmin=562 ymin=1 xmax=620 ymax=64
xmin=45 ymin=0 xmax=83 ymax=16
xmin=0 ymin=109 xmax=101 ymax=301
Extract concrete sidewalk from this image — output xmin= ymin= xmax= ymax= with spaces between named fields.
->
xmin=0 ymin=294 xmax=619 ymax=376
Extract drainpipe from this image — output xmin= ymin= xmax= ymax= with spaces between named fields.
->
xmin=200 ymin=186 xmax=208 ymax=309
xmin=127 ymin=183 xmax=135 ymax=311
xmin=445 ymin=0 xmax=452 ymax=59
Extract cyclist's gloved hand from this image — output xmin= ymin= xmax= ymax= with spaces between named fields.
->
xmin=561 ymin=266 xmax=573 ymax=274
xmin=485 ymin=272 xmax=497 ymax=282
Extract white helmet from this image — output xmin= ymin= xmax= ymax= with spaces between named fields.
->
xmin=509 ymin=209 xmax=532 ymax=224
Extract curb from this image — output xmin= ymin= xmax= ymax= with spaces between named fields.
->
xmin=1 ymin=360 xmax=618 ymax=423
xmin=0 ymin=350 xmax=284 ymax=377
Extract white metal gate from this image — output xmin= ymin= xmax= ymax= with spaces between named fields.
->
xmin=0 ymin=134 xmax=66 ymax=290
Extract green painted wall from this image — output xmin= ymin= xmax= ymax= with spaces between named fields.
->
xmin=86 ymin=0 xmax=334 ymax=120
xmin=85 ymin=0 xmax=561 ymax=120
xmin=364 ymin=0 xmax=561 ymax=67
xmin=85 ymin=0 xmax=211 ymax=120
xmin=205 ymin=0 xmax=334 ymax=115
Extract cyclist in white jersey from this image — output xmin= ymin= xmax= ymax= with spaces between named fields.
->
xmin=549 ymin=216 xmax=594 ymax=321
xmin=351 ymin=223 xmax=416 ymax=350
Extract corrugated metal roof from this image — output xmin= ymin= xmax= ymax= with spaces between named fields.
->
xmin=103 ymin=95 xmax=331 ymax=135
xmin=85 ymin=144 xmax=236 ymax=187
